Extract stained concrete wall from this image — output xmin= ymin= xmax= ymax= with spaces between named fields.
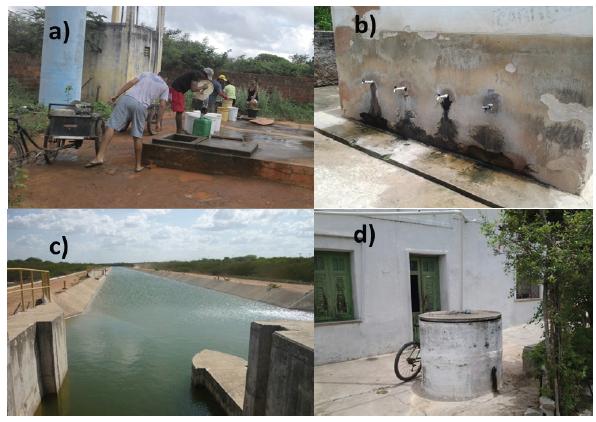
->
xmin=82 ymin=22 xmax=160 ymax=102
xmin=314 ymin=31 xmax=338 ymax=87
xmin=192 ymin=320 xmax=313 ymax=416
xmin=314 ymin=210 xmax=539 ymax=364
xmin=244 ymin=320 xmax=313 ymax=416
xmin=331 ymin=6 xmax=593 ymax=195
xmin=7 ymin=303 xmax=68 ymax=415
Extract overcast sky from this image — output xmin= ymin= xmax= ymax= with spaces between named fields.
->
xmin=7 ymin=209 xmax=313 ymax=263
xmin=10 ymin=6 xmax=313 ymax=59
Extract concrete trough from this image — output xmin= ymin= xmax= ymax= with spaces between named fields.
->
xmin=419 ymin=310 xmax=502 ymax=401
xmin=151 ymin=133 xmax=259 ymax=157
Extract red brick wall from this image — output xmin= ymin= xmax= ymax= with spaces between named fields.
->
xmin=8 ymin=52 xmax=41 ymax=93
xmin=9 ymin=53 xmax=315 ymax=105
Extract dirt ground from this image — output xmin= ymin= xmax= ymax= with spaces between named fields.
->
xmin=10 ymin=112 xmax=313 ymax=208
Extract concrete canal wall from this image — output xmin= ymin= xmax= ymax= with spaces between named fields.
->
xmin=192 ymin=320 xmax=314 ymax=416
xmin=136 ymin=269 xmax=314 ymax=312
xmin=7 ymin=303 xmax=68 ymax=416
xmin=52 ymin=269 xmax=110 ymax=318
xmin=6 ymin=268 xmax=110 ymax=415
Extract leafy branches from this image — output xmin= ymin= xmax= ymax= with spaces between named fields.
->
xmin=482 ymin=210 xmax=593 ymax=415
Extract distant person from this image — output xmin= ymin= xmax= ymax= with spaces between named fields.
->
xmin=85 ymin=72 xmax=168 ymax=172
xmin=223 ymin=78 xmax=236 ymax=106
xmin=247 ymin=79 xmax=259 ymax=109
xmin=170 ymin=68 xmax=211 ymax=133
xmin=208 ymin=75 xmax=228 ymax=113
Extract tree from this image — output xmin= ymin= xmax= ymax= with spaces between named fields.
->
xmin=314 ymin=6 xmax=333 ymax=31
xmin=482 ymin=210 xmax=592 ymax=415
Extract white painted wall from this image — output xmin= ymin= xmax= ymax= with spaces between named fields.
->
xmin=314 ymin=210 xmax=539 ymax=365
xmin=332 ymin=6 xmax=593 ymax=37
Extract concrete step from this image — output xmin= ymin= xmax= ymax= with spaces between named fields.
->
xmin=191 ymin=349 xmax=247 ymax=416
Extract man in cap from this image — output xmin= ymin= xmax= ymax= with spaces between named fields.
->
xmin=170 ymin=68 xmax=211 ymax=133
xmin=208 ymin=74 xmax=228 ymax=113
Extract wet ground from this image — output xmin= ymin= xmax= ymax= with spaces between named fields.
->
xmin=10 ymin=112 xmax=313 ymax=208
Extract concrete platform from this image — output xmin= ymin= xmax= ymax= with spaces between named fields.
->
xmin=315 ymin=86 xmax=590 ymax=208
xmin=192 ymin=350 xmax=248 ymax=416
xmin=314 ymin=323 xmax=542 ymax=416
xmin=142 ymin=142 xmax=313 ymax=189
xmin=315 ymin=131 xmax=484 ymax=208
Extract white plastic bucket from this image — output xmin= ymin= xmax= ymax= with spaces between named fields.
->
xmin=204 ymin=113 xmax=222 ymax=134
xmin=183 ymin=111 xmax=202 ymax=134
xmin=228 ymin=107 xmax=239 ymax=122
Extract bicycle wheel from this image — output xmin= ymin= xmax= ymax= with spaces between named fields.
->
xmin=394 ymin=341 xmax=422 ymax=381
xmin=146 ymin=107 xmax=158 ymax=135
xmin=43 ymin=130 xmax=64 ymax=164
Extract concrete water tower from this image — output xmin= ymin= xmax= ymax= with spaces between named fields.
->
xmin=38 ymin=7 xmax=87 ymax=105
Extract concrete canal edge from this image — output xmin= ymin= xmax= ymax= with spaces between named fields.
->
xmin=192 ymin=320 xmax=314 ymax=416
xmin=53 ymin=268 xmax=110 ymax=319
xmin=6 ymin=268 xmax=111 ymax=415
xmin=135 ymin=268 xmax=314 ymax=312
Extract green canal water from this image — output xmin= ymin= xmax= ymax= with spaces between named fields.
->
xmin=37 ymin=267 xmax=312 ymax=416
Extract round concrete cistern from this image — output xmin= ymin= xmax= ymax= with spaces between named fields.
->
xmin=419 ymin=310 xmax=502 ymax=401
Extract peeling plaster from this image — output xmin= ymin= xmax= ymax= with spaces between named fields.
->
xmin=540 ymin=93 xmax=592 ymax=125
xmin=505 ymin=63 xmax=516 ymax=73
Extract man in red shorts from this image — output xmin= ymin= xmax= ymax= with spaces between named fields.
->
xmin=170 ymin=68 xmax=211 ymax=133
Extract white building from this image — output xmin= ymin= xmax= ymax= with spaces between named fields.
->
xmin=314 ymin=209 xmax=540 ymax=365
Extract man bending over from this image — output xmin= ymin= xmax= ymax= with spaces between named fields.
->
xmin=85 ymin=72 xmax=168 ymax=172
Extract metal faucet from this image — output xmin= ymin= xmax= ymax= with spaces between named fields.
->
xmin=436 ymin=93 xmax=450 ymax=103
xmin=393 ymin=86 xmax=407 ymax=94
xmin=482 ymin=103 xmax=494 ymax=112
xmin=362 ymin=79 xmax=375 ymax=84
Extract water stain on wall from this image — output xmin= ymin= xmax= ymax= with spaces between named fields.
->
xmin=545 ymin=122 xmax=585 ymax=150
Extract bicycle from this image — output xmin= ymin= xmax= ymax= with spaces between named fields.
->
xmin=394 ymin=341 xmax=421 ymax=381
xmin=8 ymin=112 xmax=47 ymax=185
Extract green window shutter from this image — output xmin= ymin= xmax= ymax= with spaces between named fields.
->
xmin=315 ymin=251 xmax=354 ymax=322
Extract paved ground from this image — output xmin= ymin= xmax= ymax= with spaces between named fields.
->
xmin=314 ymin=86 xmax=590 ymax=208
xmin=314 ymin=324 xmax=542 ymax=416
xmin=315 ymin=131 xmax=484 ymax=208
xmin=10 ymin=112 xmax=313 ymax=208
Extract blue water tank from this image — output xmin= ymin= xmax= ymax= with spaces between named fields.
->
xmin=38 ymin=7 xmax=87 ymax=105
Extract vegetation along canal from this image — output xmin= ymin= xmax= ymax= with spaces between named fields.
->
xmin=37 ymin=267 xmax=312 ymax=415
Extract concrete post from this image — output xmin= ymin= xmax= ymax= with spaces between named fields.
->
xmin=242 ymin=322 xmax=285 ymax=415
xmin=155 ymin=6 xmax=165 ymax=73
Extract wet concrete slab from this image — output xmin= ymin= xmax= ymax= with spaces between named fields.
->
xmin=315 ymin=89 xmax=590 ymax=208
xmin=315 ymin=132 xmax=484 ymax=208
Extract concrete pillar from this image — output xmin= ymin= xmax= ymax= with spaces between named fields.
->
xmin=154 ymin=6 xmax=165 ymax=73
xmin=38 ymin=7 xmax=87 ymax=105
xmin=111 ymin=6 xmax=121 ymax=23
xmin=265 ymin=331 xmax=314 ymax=416
xmin=243 ymin=322 xmax=285 ymax=415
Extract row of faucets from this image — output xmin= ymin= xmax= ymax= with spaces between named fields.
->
xmin=361 ymin=79 xmax=494 ymax=112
